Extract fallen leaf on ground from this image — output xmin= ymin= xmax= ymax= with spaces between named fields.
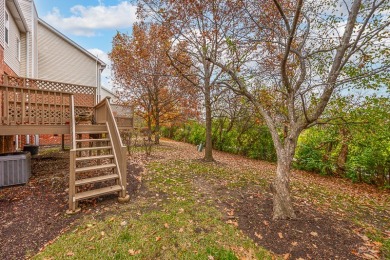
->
xmin=310 ymin=231 xmax=318 ymax=237
xmin=283 ymin=253 xmax=291 ymax=259
xmin=128 ymin=249 xmax=141 ymax=256
xmin=254 ymin=232 xmax=263 ymax=239
xmin=362 ymin=253 xmax=376 ymax=259
xmin=226 ymin=220 xmax=238 ymax=226
xmin=291 ymin=241 xmax=298 ymax=246
xmin=164 ymin=223 xmax=169 ymax=228
xmin=66 ymin=251 xmax=74 ymax=256
xmin=155 ymin=236 xmax=161 ymax=241
xmin=278 ymin=232 xmax=284 ymax=239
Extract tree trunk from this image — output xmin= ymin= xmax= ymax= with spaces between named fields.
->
xmin=204 ymin=81 xmax=214 ymax=162
xmin=147 ymin=117 xmax=152 ymax=142
xmin=336 ymin=128 xmax=349 ymax=176
xmin=271 ymin=150 xmax=296 ymax=220
xmin=155 ymin=110 xmax=160 ymax=145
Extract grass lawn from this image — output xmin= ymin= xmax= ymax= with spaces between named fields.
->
xmin=31 ymin=140 xmax=389 ymax=259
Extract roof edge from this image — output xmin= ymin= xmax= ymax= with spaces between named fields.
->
xmin=102 ymin=86 xmax=117 ymax=97
xmin=7 ymin=0 xmax=29 ymax=32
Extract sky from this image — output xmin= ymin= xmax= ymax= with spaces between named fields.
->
xmin=34 ymin=0 xmax=138 ymax=89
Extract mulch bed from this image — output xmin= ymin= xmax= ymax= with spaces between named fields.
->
xmin=0 ymin=141 xmax=388 ymax=259
xmin=218 ymin=188 xmax=362 ymax=259
xmin=0 ymin=150 xmax=142 ymax=260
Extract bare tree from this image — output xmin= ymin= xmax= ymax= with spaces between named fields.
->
xmin=206 ymin=0 xmax=390 ymax=219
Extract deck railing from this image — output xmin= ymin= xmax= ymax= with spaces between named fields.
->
xmin=0 ymin=85 xmax=72 ymax=125
xmin=95 ymin=98 xmax=127 ymax=197
xmin=111 ymin=104 xmax=133 ymax=129
xmin=2 ymin=75 xmax=96 ymax=117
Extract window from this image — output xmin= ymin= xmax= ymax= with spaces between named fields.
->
xmin=16 ymin=38 xmax=20 ymax=61
xmin=5 ymin=10 xmax=9 ymax=45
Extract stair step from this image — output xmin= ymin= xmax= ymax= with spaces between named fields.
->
xmin=76 ymin=138 xmax=110 ymax=142
xmin=75 ymin=146 xmax=112 ymax=152
xmin=75 ymin=174 xmax=119 ymax=186
xmin=76 ymin=154 xmax=114 ymax=162
xmin=75 ymin=163 xmax=116 ymax=173
xmin=76 ymin=131 xmax=108 ymax=135
xmin=75 ymin=185 xmax=122 ymax=201
xmin=76 ymin=124 xmax=107 ymax=132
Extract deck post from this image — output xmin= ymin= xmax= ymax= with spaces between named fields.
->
xmin=67 ymin=150 xmax=80 ymax=214
xmin=120 ymin=146 xmax=128 ymax=198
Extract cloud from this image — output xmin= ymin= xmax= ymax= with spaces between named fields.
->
xmin=43 ymin=2 xmax=137 ymax=37
xmin=88 ymin=48 xmax=113 ymax=89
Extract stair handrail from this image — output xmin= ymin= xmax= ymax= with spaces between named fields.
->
xmin=70 ymin=95 xmax=76 ymax=150
xmin=105 ymin=121 xmax=124 ymax=190
xmin=94 ymin=98 xmax=127 ymax=194
xmin=106 ymin=99 xmax=126 ymax=192
xmin=68 ymin=94 xmax=77 ymax=212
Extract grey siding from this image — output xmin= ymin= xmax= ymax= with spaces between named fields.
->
xmin=37 ymin=22 xmax=97 ymax=87
xmin=4 ymin=6 xmax=21 ymax=75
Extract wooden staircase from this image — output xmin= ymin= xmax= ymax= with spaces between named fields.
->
xmin=67 ymin=97 xmax=129 ymax=213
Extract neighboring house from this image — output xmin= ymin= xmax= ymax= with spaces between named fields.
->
xmin=101 ymin=86 xmax=118 ymax=102
xmin=0 ymin=0 xmax=106 ymax=152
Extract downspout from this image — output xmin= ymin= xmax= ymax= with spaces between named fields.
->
xmin=23 ymin=30 xmax=31 ymax=147
xmin=31 ymin=4 xmax=39 ymax=145
xmin=96 ymin=55 xmax=100 ymax=103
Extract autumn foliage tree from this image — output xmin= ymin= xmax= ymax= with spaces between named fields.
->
xmin=110 ymin=22 xmax=199 ymax=143
xmin=141 ymin=0 xmax=389 ymax=219
xmin=139 ymin=0 xmax=243 ymax=161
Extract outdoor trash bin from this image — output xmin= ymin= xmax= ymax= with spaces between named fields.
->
xmin=23 ymin=145 xmax=39 ymax=156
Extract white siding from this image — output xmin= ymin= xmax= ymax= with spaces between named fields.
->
xmin=101 ymin=87 xmax=117 ymax=102
xmin=17 ymin=0 xmax=36 ymax=78
xmin=0 ymin=0 xmax=4 ymax=48
xmin=32 ymin=6 xmax=38 ymax=77
xmin=37 ymin=22 xmax=98 ymax=87
xmin=4 ymin=6 xmax=21 ymax=75
xmin=20 ymin=32 xmax=27 ymax=75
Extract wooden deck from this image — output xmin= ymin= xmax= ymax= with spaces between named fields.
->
xmin=0 ymin=75 xmax=134 ymax=212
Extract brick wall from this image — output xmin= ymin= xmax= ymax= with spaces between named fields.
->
xmin=0 ymin=46 xmax=22 ymax=153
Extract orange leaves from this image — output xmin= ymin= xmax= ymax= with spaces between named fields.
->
xmin=110 ymin=21 xmax=200 ymax=129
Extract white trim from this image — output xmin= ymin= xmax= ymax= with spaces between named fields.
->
xmin=5 ymin=9 xmax=9 ymax=46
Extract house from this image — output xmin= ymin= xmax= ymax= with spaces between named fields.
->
xmin=101 ymin=86 xmax=118 ymax=101
xmin=0 ymin=0 xmax=131 ymax=212
xmin=0 ymin=0 xmax=107 ymax=150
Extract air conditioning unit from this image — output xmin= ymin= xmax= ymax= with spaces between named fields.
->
xmin=0 ymin=152 xmax=31 ymax=187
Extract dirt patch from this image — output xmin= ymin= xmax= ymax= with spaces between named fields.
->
xmin=192 ymin=175 xmax=362 ymax=259
xmin=228 ymin=191 xmax=361 ymax=259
